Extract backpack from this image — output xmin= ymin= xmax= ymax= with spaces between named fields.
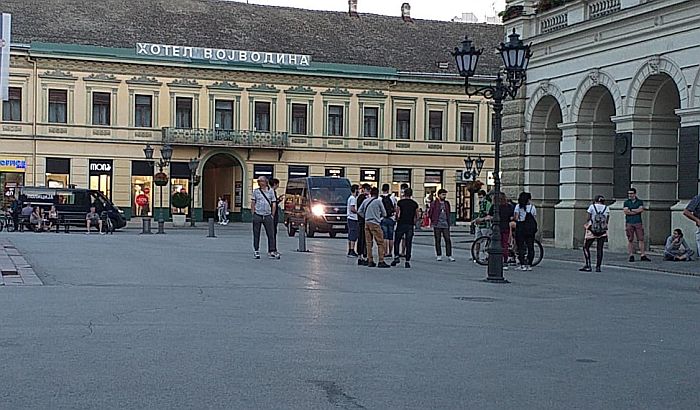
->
xmin=522 ymin=207 xmax=538 ymax=235
xmin=590 ymin=205 xmax=608 ymax=236
xmin=381 ymin=195 xmax=395 ymax=218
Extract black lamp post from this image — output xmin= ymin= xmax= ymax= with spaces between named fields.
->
xmin=188 ymin=157 xmax=200 ymax=227
xmin=143 ymin=143 xmax=173 ymax=229
xmin=452 ymin=29 xmax=532 ymax=283
xmin=464 ymin=155 xmax=485 ymax=235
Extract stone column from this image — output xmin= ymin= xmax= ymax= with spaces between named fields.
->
xmin=524 ymin=129 xmax=561 ymax=238
xmin=672 ymin=108 xmax=700 ymax=240
xmin=501 ymin=96 xmax=527 ymax=199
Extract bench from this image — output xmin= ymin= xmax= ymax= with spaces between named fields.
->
xmin=56 ymin=212 xmax=113 ymax=234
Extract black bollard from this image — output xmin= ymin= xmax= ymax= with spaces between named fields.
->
xmin=156 ymin=219 xmax=165 ymax=234
xmin=297 ymin=222 xmax=309 ymax=252
xmin=141 ymin=217 xmax=152 ymax=234
xmin=207 ymin=218 xmax=216 ymax=238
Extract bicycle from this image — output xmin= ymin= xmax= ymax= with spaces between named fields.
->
xmin=0 ymin=211 xmax=16 ymax=232
xmin=471 ymin=233 xmax=544 ymax=266
xmin=100 ymin=211 xmax=114 ymax=234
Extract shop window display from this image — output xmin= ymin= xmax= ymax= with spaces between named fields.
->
xmin=132 ymin=176 xmax=153 ymax=217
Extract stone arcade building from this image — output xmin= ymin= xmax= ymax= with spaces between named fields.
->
xmin=502 ymin=0 xmax=700 ymax=251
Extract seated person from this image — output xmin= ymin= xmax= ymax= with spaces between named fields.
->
xmin=47 ymin=206 xmax=58 ymax=230
xmin=664 ymin=228 xmax=694 ymax=261
xmin=29 ymin=207 xmax=44 ymax=232
xmin=85 ymin=206 xmax=104 ymax=234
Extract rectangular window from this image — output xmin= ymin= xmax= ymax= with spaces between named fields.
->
xmin=92 ymin=92 xmax=111 ymax=126
xmin=428 ymin=110 xmax=443 ymax=141
xmin=396 ymin=109 xmax=411 ymax=140
xmin=134 ymin=95 xmax=152 ymax=128
xmin=46 ymin=157 xmax=71 ymax=189
xmin=215 ymin=99 xmax=234 ymax=130
xmin=254 ymin=101 xmax=271 ymax=132
xmin=48 ymin=89 xmax=68 ymax=124
xmin=328 ymin=105 xmax=344 ymax=136
xmin=291 ymin=103 xmax=308 ymax=135
xmin=175 ymin=97 xmax=193 ymax=128
xmin=460 ymin=112 xmax=475 ymax=142
xmin=363 ymin=107 xmax=379 ymax=138
xmin=2 ymin=87 xmax=22 ymax=122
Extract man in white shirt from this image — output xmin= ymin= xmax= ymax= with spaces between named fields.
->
xmin=346 ymin=184 xmax=359 ymax=257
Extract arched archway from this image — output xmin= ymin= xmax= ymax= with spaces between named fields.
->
xmin=201 ymin=152 xmax=244 ymax=221
xmin=525 ymin=95 xmax=563 ymax=239
xmin=628 ymin=72 xmax=681 ymax=245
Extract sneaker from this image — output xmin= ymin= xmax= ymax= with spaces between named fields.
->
xmin=368 ymin=262 xmax=377 ymax=268
xmin=390 ymin=258 xmax=400 ymax=267
xmin=254 ymin=251 xmax=260 ymax=259
xmin=100 ymin=232 xmax=105 ymax=235
xmin=526 ymin=265 xmax=532 ymax=271
xmin=269 ymin=253 xmax=276 ymax=259
xmin=275 ymin=252 xmax=281 ymax=260
xmin=436 ymin=256 xmax=443 ymax=261
xmin=520 ymin=265 xmax=527 ymax=271
xmin=358 ymin=259 xmax=367 ymax=266
xmin=579 ymin=266 xmax=592 ymax=272
xmin=641 ymin=255 xmax=651 ymax=262
xmin=503 ymin=265 xmax=509 ymax=270
xmin=448 ymin=256 xmax=456 ymax=262
xmin=595 ymin=267 xmax=602 ymax=272
xmin=377 ymin=262 xmax=390 ymax=268
xmin=628 ymin=256 xmax=635 ymax=262
xmin=404 ymin=261 xmax=411 ymax=268
xmin=347 ymin=250 xmax=358 ymax=258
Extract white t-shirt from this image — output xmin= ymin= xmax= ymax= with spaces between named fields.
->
xmin=513 ymin=204 xmax=536 ymax=222
xmin=347 ymin=195 xmax=358 ymax=221
xmin=587 ymin=203 xmax=609 ymax=217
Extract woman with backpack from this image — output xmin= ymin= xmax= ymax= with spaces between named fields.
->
xmin=580 ymin=195 xmax=610 ymax=272
xmin=513 ymin=192 xmax=537 ymax=271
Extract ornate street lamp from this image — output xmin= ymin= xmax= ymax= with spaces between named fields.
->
xmin=464 ymin=155 xmax=485 ymax=182
xmin=188 ymin=157 xmax=200 ymax=227
xmin=452 ymin=29 xmax=532 ymax=283
xmin=144 ymin=143 xmax=173 ymax=232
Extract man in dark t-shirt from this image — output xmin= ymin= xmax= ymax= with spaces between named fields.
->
xmin=391 ymin=188 xmax=419 ymax=268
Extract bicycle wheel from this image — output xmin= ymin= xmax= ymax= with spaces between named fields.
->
xmin=0 ymin=219 xmax=4 ymax=232
xmin=471 ymin=236 xmax=491 ymax=266
xmin=532 ymin=239 xmax=544 ymax=266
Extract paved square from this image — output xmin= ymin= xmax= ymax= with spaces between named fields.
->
xmin=0 ymin=227 xmax=698 ymax=409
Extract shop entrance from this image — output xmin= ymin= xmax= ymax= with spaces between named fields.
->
xmin=202 ymin=153 xmax=243 ymax=221
xmin=456 ymin=183 xmax=472 ymax=223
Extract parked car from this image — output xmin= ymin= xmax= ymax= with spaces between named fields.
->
xmin=17 ymin=186 xmax=127 ymax=230
xmin=284 ymin=177 xmax=351 ymax=238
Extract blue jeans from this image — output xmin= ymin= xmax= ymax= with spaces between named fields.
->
xmin=380 ymin=218 xmax=396 ymax=241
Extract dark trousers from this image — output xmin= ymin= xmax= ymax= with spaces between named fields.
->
xmin=252 ymin=214 xmax=276 ymax=253
xmin=433 ymin=227 xmax=452 ymax=257
xmin=583 ymin=237 xmax=605 ymax=268
xmin=357 ymin=221 xmax=367 ymax=257
xmin=394 ymin=224 xmax=414 ymax=261
xmin=515 ymin=229 xmax=536 ymax=266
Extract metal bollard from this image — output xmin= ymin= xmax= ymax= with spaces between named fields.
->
xmin=141 ymin=217 xmax=152 ymax=235
xmin=297 ymin=222 xmax=309 ymax=252
xmin=207 ymin=218 xmax=216 ymax=238
xmin=156 ymin=219 xmax=165 ymax=234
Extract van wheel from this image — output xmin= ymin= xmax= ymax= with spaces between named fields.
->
xmin=305 ymin=223 xmax=315 ymax=238
xmin=329 ymin=231 xmax=337 ymax=238
xmin=287 ymin=223 xmax=297 ymax=237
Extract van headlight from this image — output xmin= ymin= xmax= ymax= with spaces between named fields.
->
xmin=312 ymin=204 xmax=325 ymax=217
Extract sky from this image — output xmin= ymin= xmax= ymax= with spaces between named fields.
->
xmin=229 ymin=0 xmax=507 ymax=22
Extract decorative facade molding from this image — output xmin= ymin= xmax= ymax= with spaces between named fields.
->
xmin=284 ymin=85 xmax=316 ymax=95
xmin=207 ymin=80 xmax=243 ymax=91
xmin=39 ymin=69 xmax=77 ymax=80
xmin=525 ymin=80 xmax=569 ymax=132
xmin=246 ymin=83 xmax=279 ymax=93
xmin=83 ymin=73 xmax=120 ymax=83
xmin=626 ymin=56 xmax=689 ymax=112
xmin=358 ymin=89 xmax=386 ymax=99
xmin=569 ymin=69 xmax=623 ymax=122
xmin=321 ymin=86 xmax=352 ymax=97
xmin=126 ymin=75 xmax=162 ymax=86
xmin=167 ymin=78 xmax=202 ymax=88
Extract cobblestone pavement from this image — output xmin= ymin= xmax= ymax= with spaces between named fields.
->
xmin=0 ymin=226 xmax=698 ymax=409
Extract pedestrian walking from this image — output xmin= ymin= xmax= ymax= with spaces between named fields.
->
xmin=357 ymin=187 xmax=390 ymax=268
xmin=489 ymin=193 xmax=514 ymax=269
xmin=682 ymin=194 xmax=700 ymax=257
xmin=663 ymin=228 xmax=694 ymax=261
xmin=270 ymin=178 xmax=283 ymax=237
xmin=428 ymin=189 xmax=455 ymax=262
xmin=380 ymin=184 xmax=397 ymax=259
xmin=346 ymin=184 xmax=360 ymax=257
xmin=217 ymin=196 xmax=228 ymax=225
xmin=392 ymin=187 xmax=419 ymax=268
xmin=624 ymin=187 xmax=650 ymax=262
xmin=251 ymin=176 xmax=279 ymax=259
xmin=513 ymin=192 xmax=538 ymax=271
xmin=580 ymin=195 xmax=609 ymax=272
xmin=356 ymin=183 xmax=371 ymax=265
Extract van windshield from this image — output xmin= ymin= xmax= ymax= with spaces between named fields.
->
xmin=310 ymin=187 xmax=351 ymax=204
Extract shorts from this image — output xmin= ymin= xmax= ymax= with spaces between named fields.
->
xmin=347 ymin=219 xmax=359 ymax=242
xmin=381 ymin=218 xmax=396 ymax=240
xmin=625 ymin=223 xmax=644 ymax=242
